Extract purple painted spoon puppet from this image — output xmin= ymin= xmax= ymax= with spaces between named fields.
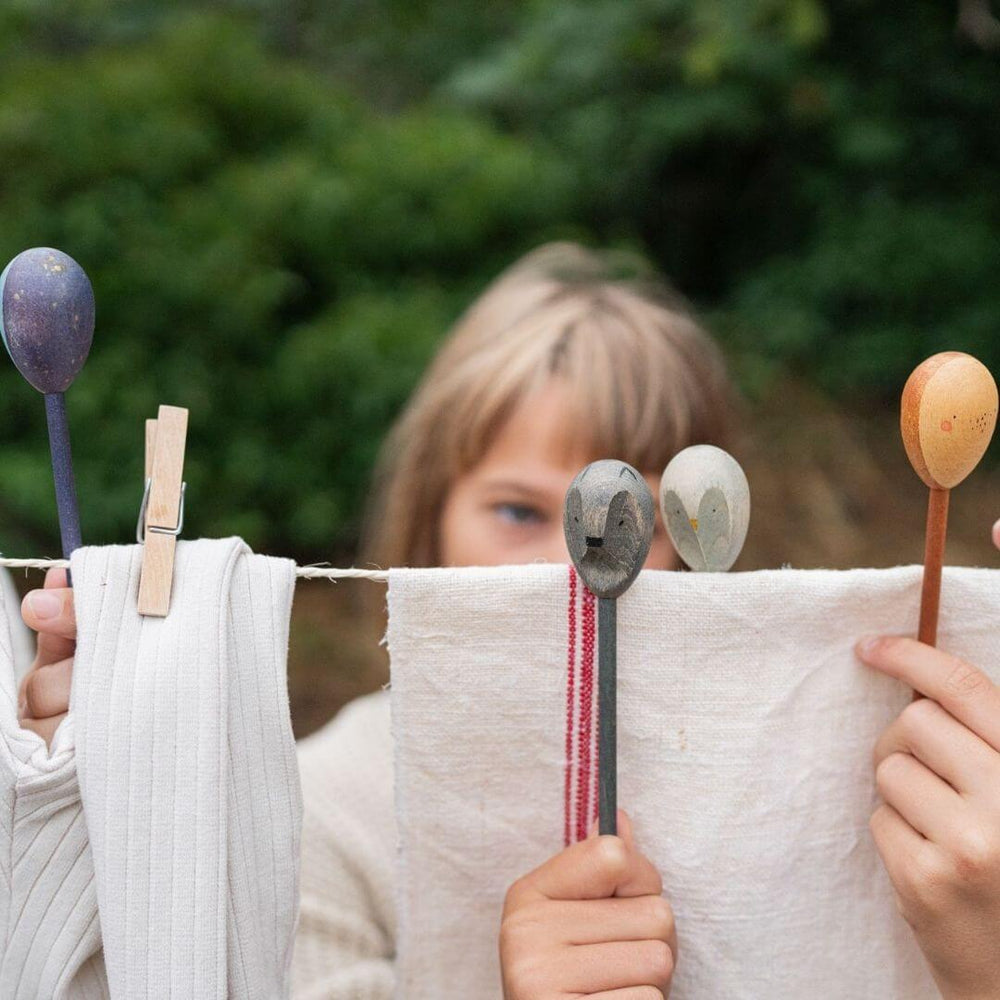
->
xmin=1 ymin=248 xmax=94 ymax=577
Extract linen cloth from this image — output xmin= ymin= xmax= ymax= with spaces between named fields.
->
xmin=0 ymin=538 xmax=300 ymax=999
xmin=388 ymin=563 xmax=1000 ymax=999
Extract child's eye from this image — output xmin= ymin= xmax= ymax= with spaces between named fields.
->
xmin=494 ymin=502 xmax=544 ymax=526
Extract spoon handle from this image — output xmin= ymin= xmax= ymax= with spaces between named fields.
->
xmin=598 ymin=596 xmax=617 ymax=836
xmin=44 ymin=392 xmax=82 ymax=578
xmin=918 ymin=486 xmax=949 ymax=649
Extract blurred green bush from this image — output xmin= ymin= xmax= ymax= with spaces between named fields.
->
xmin=0 ymin=2 xmax=996 ymax=558
xmin=0 ymin=13 xmax=573 ymax=555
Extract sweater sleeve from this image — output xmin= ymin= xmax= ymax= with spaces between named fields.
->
xmin=0 ymin=582 xmax=107 ymax=999
xmin=292 ymin=691 xmax=397 ymax=1000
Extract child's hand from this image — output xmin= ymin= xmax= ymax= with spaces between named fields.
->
xmin=500 ymin=810 xmax=676 ymax=999
xmin=18 ymin=568 xmax=76 ymax=747
xmin=858 ymin=553 xmax=1000 ymax=1000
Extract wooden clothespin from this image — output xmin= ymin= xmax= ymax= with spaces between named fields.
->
xmin=137 ymin=405 xmax=188 ymax=617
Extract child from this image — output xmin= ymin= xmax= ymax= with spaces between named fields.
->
xmin=290 ymin=243 xmax=730 ymax=998
xmin=18 ymin=245 xmax=1000 ymax=998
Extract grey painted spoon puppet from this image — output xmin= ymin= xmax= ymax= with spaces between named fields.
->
xmin=564 ymin=459 xmax=655 ymax=835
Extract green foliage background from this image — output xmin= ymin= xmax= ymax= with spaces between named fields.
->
xmin=0 ymin=1 xmax=996 ymax=558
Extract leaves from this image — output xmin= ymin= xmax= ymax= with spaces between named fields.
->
xmin=0 ymin=1 xmax=996 ymax=558
xmin=0 ymin=14 xmax=571 ymax=556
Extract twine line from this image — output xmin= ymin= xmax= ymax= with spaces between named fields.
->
xmin=0 ymin=557 xmax=389 ymax=582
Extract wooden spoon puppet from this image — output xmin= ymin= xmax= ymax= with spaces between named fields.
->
xmin=564 ymin=460 xmax=655 ymax=835
xmin=901 ymin=352 xmax=998 ymax=647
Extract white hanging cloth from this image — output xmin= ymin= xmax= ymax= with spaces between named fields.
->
xmin=388 ymin=563 xmax=1000 ymax=999
xmin=0 ymin=538 xmax=300 ymax=999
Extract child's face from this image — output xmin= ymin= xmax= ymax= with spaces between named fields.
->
xmin=439 ymin=380 xmax=678 ymax=570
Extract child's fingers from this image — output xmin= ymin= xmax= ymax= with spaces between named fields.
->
xmin=613 ymin=814 xmax=663 ymax=899
xmin=586 ymin=809 xmax=634 ymax=841
xmin=587 ymin=989 xmax=665 ymax=1000
xmin=18 ymin=712 xmax=67 ymax=748
xmin=586 ymin=811 xmax=663 ymax=899
xmin=869 ymin=802 xmax=944 ymax=904
xmin=43 ymin=567 xmax=68 ymax=590
xmin=857 ymin=637 xmax=1000 ymax=751
xmin=874 ymin=750 xmax=966 ymax=845
xmin=992 ymin=518 xmax=1000 ymax=550
xmin=554 ymin=939 xmax=673 ymax=994
xmin=501 ymin=812 xmax=674 ymax=999
xmin=507 ymin=836 xmax=632 ymax=904
xmin=506 ymin=830 xmax=660 ymax=906
xmin=614 ymin=809 xmax=636 ymax=847
xmin=539 ymin=895 xmax=674 ymax=947
xmin=20 ymin=658 xmax=73 ymax=720
xmin=614 ymin=845 xmax=663 ymax=900
xmin=873 ymin=697 xmax=996 ymax=797
xmin=587 ymin=810 xmax=638 ymax=841
xmin=31 ymin=627 xmax=76 ymax=671
xmin=22 ymin=586 xmax=76 ymax=637
xmin=22 ymin=569 xmax=75 ymax=667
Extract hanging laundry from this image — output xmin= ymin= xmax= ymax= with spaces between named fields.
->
xmin=387 ymin=562 xmax=1000 ymax=999
xmin=0 ymin=538 xmax=300 ymax=999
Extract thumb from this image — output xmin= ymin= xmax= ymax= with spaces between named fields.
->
xmin=993 ymin=518 xmax=1000 ymax=551
xmin=584 ymin=810 xmax=662 ymax=898
xmin=616 ymin=809 xmax=635 ymax=848
xmin=612 ymin=811 xmax=663 ymax=899
xmin=585 ymin=809 xmax=633 ymax=842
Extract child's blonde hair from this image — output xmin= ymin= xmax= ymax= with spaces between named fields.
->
xmin=365 ymin=242 xmax=735 ymax=567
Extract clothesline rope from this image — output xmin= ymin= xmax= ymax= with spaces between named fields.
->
xmin=0 ymin=556 xmax=390 ymax=582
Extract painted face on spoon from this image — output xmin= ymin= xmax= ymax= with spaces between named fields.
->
xmin=659 ymin=444 xmax=750 ymax=572
xmin=901 ymin=352 xmax=998 ymax=490
xmin=563 ymin=459 xmax=656 ymax=599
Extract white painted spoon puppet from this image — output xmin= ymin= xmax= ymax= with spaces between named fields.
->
xmin=659 ymin=444 xmax=750 ymax=573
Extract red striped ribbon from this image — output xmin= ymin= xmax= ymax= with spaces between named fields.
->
xmin=564 ymin=565 xmax=599 ymax=844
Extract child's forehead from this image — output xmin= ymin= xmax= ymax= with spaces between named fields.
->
xmin=468 ymin=380 xmax=664 ymax=492
xmin=479 ymin=379 xmax=599 ymax=471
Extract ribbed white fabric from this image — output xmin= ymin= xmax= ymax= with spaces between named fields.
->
xmin=0 ymin=567 xmax=34 ymax=683
xmin=388 ymin=563 xmax=1000 ymax=999
xmin=0 ymin=538 xmax=301 ymax=999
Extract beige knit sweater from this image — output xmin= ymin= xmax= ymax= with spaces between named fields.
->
xmin=293 ymin=691 xmax=397 ymax=999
